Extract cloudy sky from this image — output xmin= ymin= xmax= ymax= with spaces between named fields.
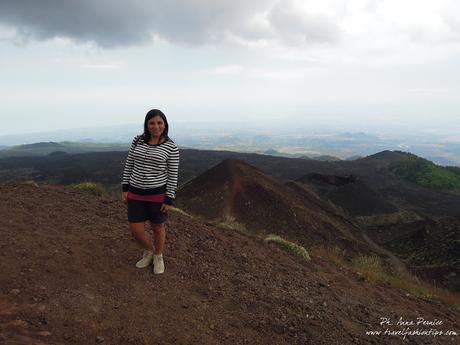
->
xmin=1 ymin=0 xmax=459 ymax=136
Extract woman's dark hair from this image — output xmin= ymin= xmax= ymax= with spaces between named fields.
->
xmin=142 ymin=109 xmax=169 ymax=143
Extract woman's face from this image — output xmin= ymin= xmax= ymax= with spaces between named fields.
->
xmin=147 ymin=115 xmax=165 ymax=137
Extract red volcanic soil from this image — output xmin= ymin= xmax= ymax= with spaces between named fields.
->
xmin=177 ymin=159 xmax=370 ymax=256
xmin=0 ymin=183 xmax=459 ymax=345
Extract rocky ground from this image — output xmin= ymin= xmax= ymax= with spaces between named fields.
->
xmin=0 ymin=183 xmax=458 ymax=345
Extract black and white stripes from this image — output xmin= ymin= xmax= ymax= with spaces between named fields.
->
xmin=122 ymin=136 xmax=180 ymax=205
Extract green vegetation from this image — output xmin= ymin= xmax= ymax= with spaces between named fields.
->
xmin=21 ymin=180 xmax=39 ymax=187
xmin=214 ymin=216 xmax=248 ymax=234
xmin=264 ymin=234 xmax=311 ymax=260
xmin=445 ymin=165 xmax=460 ymax=176
xmin=351 ymin=255 xmax=388 ymax=284
xmin=310 ymin=245 xmax=346 ymax=266
xmin=311 ymin=245 xmax=460 ymax=311
xmin=389 ymin=151 xmax=460 ymax=192
xmin=170 ymin=207 xmax=192 ymax=217
xmin=73 ymin=182 xmax=106 ymax=196
xmin=350 ymin=255 xmax=436 ymax=299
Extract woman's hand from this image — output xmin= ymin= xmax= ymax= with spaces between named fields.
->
xmin=160 ymin=203 xmax=172 ymax=213
xmin=122 ymin=192 xmax=128 ymax=204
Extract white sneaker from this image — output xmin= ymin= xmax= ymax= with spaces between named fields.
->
xmin=153 ymin=254 xmax=165 ymax=274
xmin=135 ymin=250 xmax=153 ymax=268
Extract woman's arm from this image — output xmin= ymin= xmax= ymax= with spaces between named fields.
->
xmin=165 ymin=144 xmax=180 ymax=205
xmin=121 ymin=135 xmax=141 ymax=191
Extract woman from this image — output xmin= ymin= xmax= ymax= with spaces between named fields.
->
xmin=121 ymin=109 xmax=180 ymax=274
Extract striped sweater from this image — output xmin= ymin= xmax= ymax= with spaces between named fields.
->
xmin=121 ymin=135 xmax=180 ymax=205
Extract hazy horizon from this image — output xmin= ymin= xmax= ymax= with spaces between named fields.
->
xmin=1 ymin=120 xmax=459 ymax=167
xmin=1 ymin=117 xmax=460 ymax=139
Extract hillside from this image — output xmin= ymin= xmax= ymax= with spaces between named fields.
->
xmin=176 ymin=159 xmax=370 ymax=257
xmin=387 ymin=152 xmax=460 ymax=192
xmin=2 ymin=148 xmax=460 ymax=216
xmin=295 ymin=173 xmax=398 ymax=217
xmin=295 ymin=171 xmax=460 ymax=292
xmin=365 ymin=216 xmax=460 ymax=292
xmin=0 ymin=183 xmax=459 ymax=345
xmin=1 ymin=148 xmax=460 ymax=290
xmin=0 ymin=141 xmax=129 ymax=158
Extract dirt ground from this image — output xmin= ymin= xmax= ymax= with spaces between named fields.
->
xmin=0 ymin=183 xmax=458 ymax=345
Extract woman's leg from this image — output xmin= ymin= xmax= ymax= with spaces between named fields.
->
xmin=129 ymin=222 xmax=154 ymax=251
xmin=151 ymin=222 xmax=166 ymax=255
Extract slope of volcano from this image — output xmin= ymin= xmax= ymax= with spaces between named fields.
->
xmin=1 ymin=183 xmax=460 ymax=344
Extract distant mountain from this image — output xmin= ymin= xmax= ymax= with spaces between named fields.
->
xmin=345 ymin=155 xmax=363 ymax=160
xmin=0 ymin=151 xmax=127 ymax=189
xmin=358 ymin=150 xmax=412 ymax=168
xmin=0 ymin=123 xmax=141 ymax=146
xmin=0 ymin=141 xmax=130 ymax=158
xmin=426 ymin=156 xmax=458 ymax=166
xmin=259 ymin=148 xmax=302 ymax=159
xmin=8 ymin=141 xmax=66 ymax=150
xmin=259 ymin=151 xmax=341 ymax=162
xmin=310 ymin=155 xmax=341 ymax=161
xmin=263 ymin=148 xmax=278 ymax=154
xmin=2 ymin=124 xmax=460 ymax=165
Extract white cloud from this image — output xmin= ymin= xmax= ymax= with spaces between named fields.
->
xmin=0 ymin=0 xmax=347 ymax=48
xmin=207 ymin=64 xmax=243 ymax=75
xmin=81 ymin=63 xmax=123 ymax=70
xmin=251 ymin=67 xmax=316 ymax=81
xmin=268 ymin=0 xmax=340 ymax=45
xmin=0 ymin=0 xmax=459 ymax=57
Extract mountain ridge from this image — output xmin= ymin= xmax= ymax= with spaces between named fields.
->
xmin=178 ymin=159 xmax=382 ymax=258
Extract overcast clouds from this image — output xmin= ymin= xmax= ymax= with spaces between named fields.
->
xmin=0 ymin=0 xmax=349 ymax=47
xmin=1 ymin=0 xmax=458 ymax=47
xmin=0 ymin=0 xmax=459 ymax=136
